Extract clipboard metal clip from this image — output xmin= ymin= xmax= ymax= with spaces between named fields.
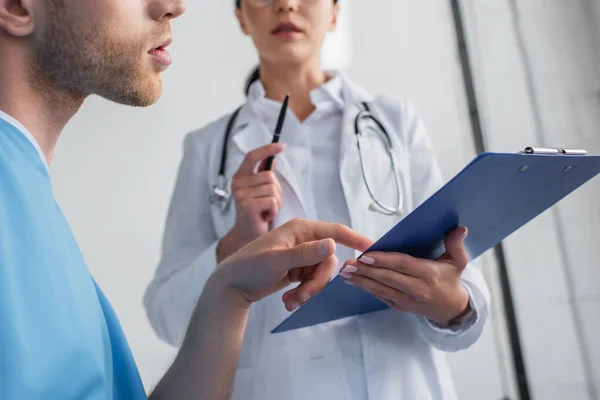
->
xmin=519 ymin=147 xmax=587 ymax=156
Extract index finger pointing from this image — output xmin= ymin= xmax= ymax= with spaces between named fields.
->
xmin=291 ymin=220 xmax=373 ymax=253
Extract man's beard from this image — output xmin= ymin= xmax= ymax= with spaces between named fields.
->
xmin=29 ymin=0 xmax=162 ymax=107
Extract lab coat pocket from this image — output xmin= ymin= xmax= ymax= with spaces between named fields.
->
xmin=286 ymin=326 xmax=347 ymax=400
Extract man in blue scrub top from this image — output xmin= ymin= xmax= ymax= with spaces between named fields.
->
xmin=0 ymin=0 xmax=372 ymax=399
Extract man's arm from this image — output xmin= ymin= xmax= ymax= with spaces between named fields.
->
xmin=149 ymin=219 xmax=373 ymax=400
xmin=149 ymin=275 xmax=249 ymax=400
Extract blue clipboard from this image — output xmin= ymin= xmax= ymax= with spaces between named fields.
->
xmin=272 ymin=148 xmax=600 ymax=333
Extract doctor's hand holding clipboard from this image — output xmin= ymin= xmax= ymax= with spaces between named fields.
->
xmin=144 ymin=1 xmax=490 ymax=399
xmin=338 ymin=226 xmax=474 ymax=327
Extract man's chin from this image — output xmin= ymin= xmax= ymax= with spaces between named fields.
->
xmin=98 ymin=77 xmax=162 ymax=107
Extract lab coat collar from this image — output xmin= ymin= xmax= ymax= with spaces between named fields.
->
xmin=339 ymin=73 xmax=375 ymax=105
xmin=247 ymin=73 xmax=345 ymax=112
xmin=230 ymin=102 xmax=255 ymax=133
xmin=234 ymin=73 xmax=374 ymax=126
xmin=337 ymin=75 xmax=377 ymax=237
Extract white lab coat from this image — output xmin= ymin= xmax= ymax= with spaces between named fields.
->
xmin=144 ymin=75 xmax=490 ymax=400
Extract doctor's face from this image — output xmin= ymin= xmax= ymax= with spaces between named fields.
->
xmin=236 ymin=0 xmax=338 ymax=66
xmin=28 ymin=0 xmax=185 ymax=106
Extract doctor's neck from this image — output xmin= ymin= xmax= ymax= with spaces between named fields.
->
xmin=0 ymin=43 xmax=84 ymax=166
xmin=258 ymin=58 xmax=328 ymax=122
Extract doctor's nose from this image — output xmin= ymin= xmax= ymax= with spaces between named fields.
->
xmin=275 ymin=0 xmax=299 ymax=12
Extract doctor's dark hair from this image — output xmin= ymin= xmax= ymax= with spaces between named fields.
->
xmin=237 ymin=0 xmax=339 ymax=96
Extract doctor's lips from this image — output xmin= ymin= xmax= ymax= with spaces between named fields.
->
xmin=148 ymin=38 xmax=173 ymax=67
xmin=271 ymin=22 xmax=304 ymax=37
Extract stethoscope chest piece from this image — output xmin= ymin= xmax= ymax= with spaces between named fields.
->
xmin=210 ymin=176 xmax=232 ymax=212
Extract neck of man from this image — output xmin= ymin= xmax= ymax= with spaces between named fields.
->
xmin=259 ymin=55 xmax=329 ymax=122
xmin=0 ymin=43 xmax=85 ymax=166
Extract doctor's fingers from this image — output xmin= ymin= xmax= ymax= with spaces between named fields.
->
xmin=359 ymin=251 xmax=435 ymax=281
xmin=283 ymin=219 xmax=373 ymax=253
xmin=343 ymin=274 xmax=420 ymax=311
xmin=234 ymin=143 xmax=286 ymax=177
xmin=339 ymin=260 xmax=430 ymax=303
xmin=438 ymin=227 xmax=469 ymax=271
xmin=374 ymin=295 xmax=422 ymax=314
xmin=234 ymin=183 xmax=282 ymax=205
xmin=238 ymin=196 xmax=281 ymax=217
xmin=232 ymin=171 xmax=282 ymax=196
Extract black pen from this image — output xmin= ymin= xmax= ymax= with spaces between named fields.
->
xmin=264 ymin=93 xmax=289 ymax=171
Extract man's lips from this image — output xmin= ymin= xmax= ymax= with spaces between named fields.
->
xmin=148 ymin=38 xmax=172 ymax=67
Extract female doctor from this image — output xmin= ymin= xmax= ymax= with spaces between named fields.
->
xmin=144 ymin=0 xmax=490 ymax=399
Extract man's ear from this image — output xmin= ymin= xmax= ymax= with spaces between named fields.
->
xmin=0 ymin=0 xmax=35 ymax=37
xmin=235 ymin=7 xmax=249 ymax=36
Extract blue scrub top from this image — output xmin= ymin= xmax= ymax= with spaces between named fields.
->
xmin=0 ymin=116 xmax=146 ymax=399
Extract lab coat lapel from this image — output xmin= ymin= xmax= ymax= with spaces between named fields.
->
xmin=338 ymin=77 xmax=376 ymax=243
xmin=230 ymin=105 xmax=308 ymax=218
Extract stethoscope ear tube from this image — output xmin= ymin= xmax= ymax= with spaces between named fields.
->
xmin=355 ymin=104 xmax=404 ymax=216
xmin=356 ymin=132 xmax=404 ymax=217
xmin=211 ymin=106 xmax=243 ymax=212
xmin=213 ymin=102 xmax=404 ymax=217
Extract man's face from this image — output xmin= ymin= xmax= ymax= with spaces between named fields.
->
xmin=29 ymin=0 xmax=185 ymax=106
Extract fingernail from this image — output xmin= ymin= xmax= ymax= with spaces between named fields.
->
xmin=319 ymin=239 xmax=331 ymax=256
xmin=339 ymin=265 xmax=357 ymax=278
xmin=276 ymin=143 xmax=286 ymax=151
xmin=300 ymin=293 xmax=310 ymax=303
xmin=344 ymin=279 xmax=355 ymax=286
xmin=461 ymin=227 xmax=469 ymax=242
xmin=360 ymin=256 xmax=375 ymax=265
xmin=344 ymin=265 xmax=358 ymax=273
xmin=290 ymin=302 xmax=301 ymax=311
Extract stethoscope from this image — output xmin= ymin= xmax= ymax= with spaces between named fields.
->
xmin=210 ymin=102 xmax=404 ymax=216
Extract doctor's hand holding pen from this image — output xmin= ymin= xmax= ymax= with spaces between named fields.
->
xmin=217 ymin=143 xmax=286 ymax=263
xmin=337 ymin=226 xmax=473 ymax=327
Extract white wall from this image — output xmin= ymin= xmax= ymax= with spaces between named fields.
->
xmin=463 ymin=0 xmax=600 ymax=399
xmin=50 ymin=0 xmax=599 ymax=399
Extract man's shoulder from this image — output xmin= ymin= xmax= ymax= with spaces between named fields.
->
xmin=0 ymin=120 xmax=50 ymax=199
